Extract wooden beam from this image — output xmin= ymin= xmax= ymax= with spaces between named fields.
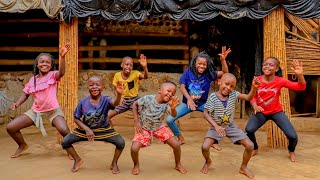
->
xmin=0 ymin=33 xmax=58 ymax=38
xmin=0 ymin=19 xmax=59 ymax=23
xmin=79 ymin=58 xmax=189 ymax=65
xmin=317 ymin=77 xmax=320 ymax=118
xmin=79 ymin=45 xmax=189 ymax=51
xmin=79 ymin=32 xmax=187 ymax=38
xmin=0 ymin=45 xmax=188 ymax=52
xmin=0 ymin=47 xmax=59 ymax=52
xmin=0 ymin=58 xmax=189 ymax=65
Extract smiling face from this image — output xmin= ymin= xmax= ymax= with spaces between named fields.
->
xmin=218 ymin=73 xmax=237 ymax=97
xmin=262 ymin=58 xmax=279 ymax=76
xmin=121 ymin=57 xmax=133 ymax=75
xmin=37 ymin=55 xmax=52 ymax=74
xmin=158 ymin=83 xmax=177 ymax=103
xmin=195 ymin=57 xmax=207 ymax=74
xmin=87 ymin=76 xmax=102 ymax=98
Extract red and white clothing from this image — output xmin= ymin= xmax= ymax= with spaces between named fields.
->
xmin=250 ymin=76 xmax=306 ymax=115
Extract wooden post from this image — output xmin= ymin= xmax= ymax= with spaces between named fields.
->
xmin=316 ymin=77 xmax=320 ymax=118
xmin=57 ymin=18 xmax=79 ymax=143
xmin=263 ymin=7 xmax=289 ymax=148
xmin=183 ymin=20 xmax=189 ymax=71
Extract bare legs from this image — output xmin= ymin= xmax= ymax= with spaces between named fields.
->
xmin=6 ymin=115 xmax=33 ymax=158
xmin=201 ymin=138 xmax=254 ymax=179
xmin=131 ymin=137 xmax=187 ymax=175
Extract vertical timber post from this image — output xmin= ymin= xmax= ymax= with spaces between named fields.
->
xmin=57 ymin=18 xmax=79 ymax=143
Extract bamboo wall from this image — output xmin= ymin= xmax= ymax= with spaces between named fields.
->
xmin=263 ymin=7 xmax=289 ymax=148
xmin=57 ymin=18 xmax=79 ymax=143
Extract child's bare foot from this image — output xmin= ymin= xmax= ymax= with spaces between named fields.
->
xmin=131 ymin=165 xmax=140 ymax=175
xmin=110 ymin=163 xmax=120 ymax=174
xmin=175 ymin=164 xmax=187 ymax=174
xmin=200 ymin=159 xmax=212 ymax=174
xmin=251 ymin=149 xmax=258 ymax=157
xmin=71 ymin=159 xmax=84 ymax=172
xmin=239 ymin=166 xmax=255 ymax=179
xmin=211 ymin=144 xmax=222 ymax=151
xmin=11 ymin=144 xmax=29 ymax=158
xmin=289 ymin=152 xmax=298 ymax=162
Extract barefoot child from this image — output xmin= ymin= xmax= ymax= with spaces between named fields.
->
xmin=166 ymin=48 xmax=231 ymax=145
xmin=245 ymin=58 xmax=306 ymax=162
xmin=61 ymin=76 xmax=125 ymax=173
xmin=108 ymin=55 xmax=149 ymax=125
xmin=7 ymin=44 xmax=71 ymax=158
xmin=131 ymin=81 xmax=187 ymax=175
xmin=200 ymin=73 xmax=260 ymax=179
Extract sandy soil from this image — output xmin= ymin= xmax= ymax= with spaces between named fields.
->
xmin=0 ymin=124 xmax=319 ymax=180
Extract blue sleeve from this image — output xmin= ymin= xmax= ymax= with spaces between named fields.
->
xmin=74 ymin=100 xmax=83 ymax=120
xmin=179 ymin=69 xmax=189 ymax=85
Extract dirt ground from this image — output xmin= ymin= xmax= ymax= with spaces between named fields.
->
xmin=0 ymin=123 xmax=319 ymax=180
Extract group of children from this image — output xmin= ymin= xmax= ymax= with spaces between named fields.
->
xmin=7 ymin=44 xmax=306 ymax=179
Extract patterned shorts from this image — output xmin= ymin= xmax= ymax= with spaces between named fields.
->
xmin=114 ymin=96 xmax=139 ymax=113
xmin=133 ymin=126 xmax=174 ymax=147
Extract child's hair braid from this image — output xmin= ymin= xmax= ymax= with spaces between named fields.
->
xmin=189 ymin=51 xmax=215 ymax=79
xmin=33 ymin=53 xmax=56 ymax=90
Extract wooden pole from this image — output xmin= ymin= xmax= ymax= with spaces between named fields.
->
xmin=57 ymin=18 xmax=79 ymax=143
xmin=263 ymin=7 xmax=289 ymax=148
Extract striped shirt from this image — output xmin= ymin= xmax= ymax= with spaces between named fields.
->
xmin=204 ymin=91 xmax=240 ymax=126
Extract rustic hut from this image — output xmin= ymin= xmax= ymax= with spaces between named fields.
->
xmin=1 ymin=0 xmax=319 ymax=147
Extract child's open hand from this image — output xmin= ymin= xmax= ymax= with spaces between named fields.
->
xmin=252 ymin=76 xmax=260 ymax=88
xmin=291 ymin=60 xmax=303 ymax=76
xmin=218 ymin=47 xmax=231 ymax=61
xmin=139 ymin=54 xmax=147 ymax=67
xmin=187 ymin=98 xmax=197 ymax=110
xmin=85 ymin=129 xmax=95 ymax=142
xmin=10 ymin=103 xmax=19 ymax=110
xmin=60 ymin=43 xmax=71 ymax=58
xmin=168 ymin=96 xmax=179 ymax=109
xmin=254 ymin=106 xmax=264 ymax=114
xmin=134 ymin=121 xmax=143 ymax=134
xmin=214 ymin=125 xmax=226 ymax=137
xmin=115 ymin=81 xmax=124 ymax=94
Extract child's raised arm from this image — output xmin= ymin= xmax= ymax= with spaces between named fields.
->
xmin=203 ymin=108 xmax=226 ymax=137
xmin=138 ymin=54 xmax=149 ymax=80
xmin=56 ymin=43 xmax=71 ymax=80
xmin=110 ymin=81 xmax=124 ymax=106
xmin=291 ymin=60 xmax=306 ymax=85
xmin=217 ymin=47 xmax=231 ymax=78
xmin=11 ymin=93 xmax=30 ymax=110
xmin=168 ymin=96 xmax=179 ymax=117
xmin=238 ymin=76 xmax=260 ymax=101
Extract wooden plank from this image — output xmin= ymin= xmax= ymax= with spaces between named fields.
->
xmin=317 ymin=77 xmax=320 ymax=118
xmin=0 ymin=32 xmax=58 ymax=38
xmin=0 ymin=58 xmax=189 ymax=65
xmin=0 ymin=19 xmax=59 ymax=23
xmin=79 ymin=58 xmax=189 ymax=65
xmin=0 ymin=45 xmax=189 ymax=52
xmin=0 ymin=47 xmax=59 ymax=52
xmin=286 ymin=31 xmax=320 ymax=48
xmin=79 ymin=45 xmax=189 ymax=51
xmin=79 ymin=32 xmax=187 ymax=38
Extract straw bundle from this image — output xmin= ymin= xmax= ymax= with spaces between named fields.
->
xmin=57 ymin=18 xmax=79 ymax=143
xmin=263 ymin=7 xmax=289 ymax=148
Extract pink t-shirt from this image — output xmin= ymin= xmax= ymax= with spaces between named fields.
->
xmin=250 ymin=76 xmax=306 ymax=115
xmin=23 ymin=71 xmax=60 ymax=112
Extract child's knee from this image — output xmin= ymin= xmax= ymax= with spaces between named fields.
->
xmin=202 ymin=143 xmax=211 ymax=151
xmin=61 ymin=137 xmax=72 ymax=149
xmin=116 ymin=137 xmax=125 ymax=149
xmin=244 ymin=140 xmax=254 ymax=151
xmin=6 ymin=124 xmax=14 ymax=134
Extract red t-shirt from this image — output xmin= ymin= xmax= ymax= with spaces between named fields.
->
xmin=250 ymin=76 xmax=306 ymax=115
